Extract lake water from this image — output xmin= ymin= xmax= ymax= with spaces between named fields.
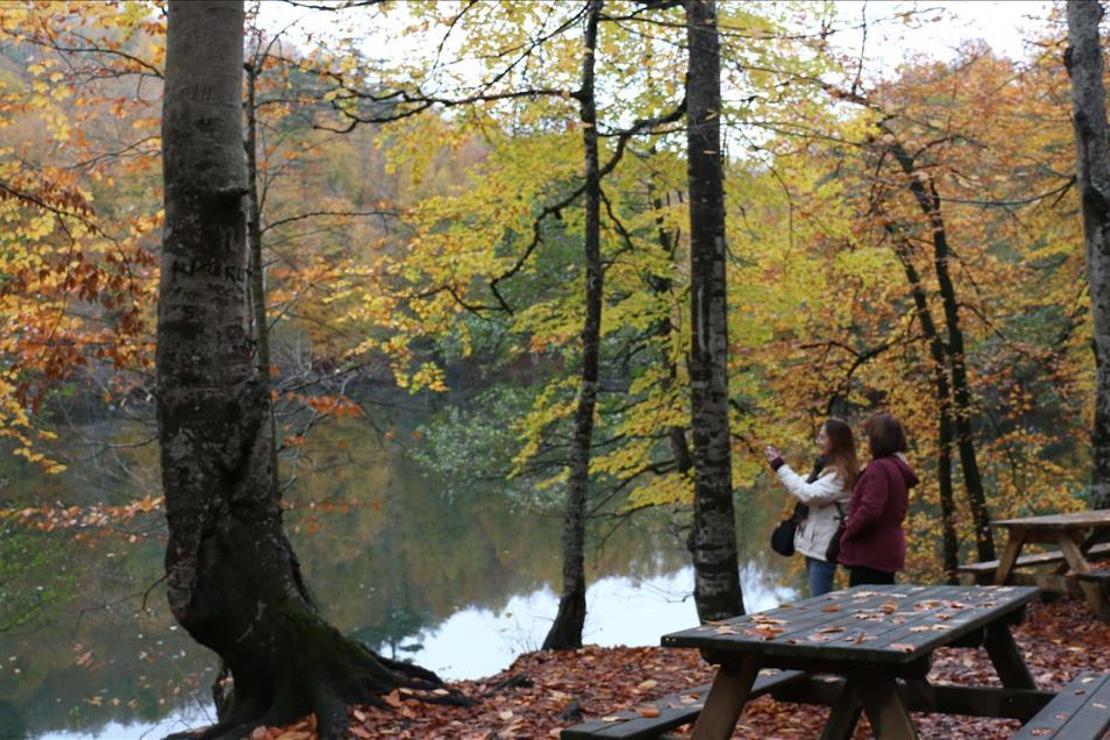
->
xmin=0 ymin=416 xmax=799 ymax=739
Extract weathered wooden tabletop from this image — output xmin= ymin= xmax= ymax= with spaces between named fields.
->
xmin=661 ymin=584 xmax=1038 ymax=669
xmin=992 ymin=509 xmax=1110 ymax=530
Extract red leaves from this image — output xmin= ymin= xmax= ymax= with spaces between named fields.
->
xmin=0 ymin=495 xmax=163 ymax=536
xmin=252 ymin=597 xmax=1110 ymax=739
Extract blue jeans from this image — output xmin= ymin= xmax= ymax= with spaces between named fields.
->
xmin=806 ymin=556 xmax=838 ymax=596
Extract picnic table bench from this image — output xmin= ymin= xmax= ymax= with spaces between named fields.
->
xmin=1013 ymin=672 xmax=1110 ymax=739
xmin=559 ymin=668 xmax=803 ymax=739
xmin=968 ymin=509 xmax=1110 ymax=620
xmin=660 ymin=584 xmax=1045 ymax=739
xmin=958 ymin=542 xmax=1110 ymax=585
xmin=561 ymin=585 xmax=1110 ymax=738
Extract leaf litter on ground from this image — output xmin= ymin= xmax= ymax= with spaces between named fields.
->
xmin=253 ymin=594 xmax=1109 ymax=739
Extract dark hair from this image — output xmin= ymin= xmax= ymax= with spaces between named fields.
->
xmin=865 ymin=413 xmax=908 ymax=459
xmin=824 ymin=417 xmax=860 ymax=490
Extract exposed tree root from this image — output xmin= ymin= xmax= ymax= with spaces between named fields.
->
xmin=165 ymin=517 xmax=468 ymax=740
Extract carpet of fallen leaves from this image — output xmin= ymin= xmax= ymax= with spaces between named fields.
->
xmin=254 ymin=594 xmax=1109 ymax=739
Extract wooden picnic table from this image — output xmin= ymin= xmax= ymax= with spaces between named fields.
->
xmin=991 ymin=509 xmax=1110 ymax=620
xmin=661 ymin=584 xmax=1044 ymax=739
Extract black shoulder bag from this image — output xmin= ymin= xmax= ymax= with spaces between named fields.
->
xmin=770 ymin=503 xmax=805 ymax=556
xmin=769 ymin=456 xmax=824 ymax=557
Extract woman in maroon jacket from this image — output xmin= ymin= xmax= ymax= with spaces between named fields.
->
xmin=838 ymin=414 xmax=918 ymax=586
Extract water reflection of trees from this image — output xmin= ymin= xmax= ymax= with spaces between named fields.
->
xmin=286 ymin=422 xmax=695 ymax=658
xmin=0 ymin=416 xmax=795 ymax=738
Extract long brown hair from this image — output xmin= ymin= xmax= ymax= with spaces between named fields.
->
xmin=824 ymin=417 xmax=860 ymax=491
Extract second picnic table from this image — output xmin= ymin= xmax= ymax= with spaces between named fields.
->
xmin=990 ymin=509 xmax=1110 ymax=620
xmin=661 ymin=584 xmax=1045 ymax=739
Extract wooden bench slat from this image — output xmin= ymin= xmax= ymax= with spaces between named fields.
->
xmin=1013 ymin=673 xmax=1110 ymax=739
xmin=1076 ymin=572 xmax=1110 ymax=584
xmin=560 ymin=686 xmax=710 ymax=740
xmin=958 ymin=542 xmax=1110 ymax=574
xmin=560 ymin=669 xmax=804 ymax=739
xmin=1056 ymin=675 xmax=1110 ymax=738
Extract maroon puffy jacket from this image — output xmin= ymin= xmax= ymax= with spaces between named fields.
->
xmin=838 ymin=455 xmax=918 ymax=573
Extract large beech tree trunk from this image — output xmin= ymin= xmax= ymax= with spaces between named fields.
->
xmin=1066 ymin=0 xmax=1110 ymax=511
xmin=886 ymin=137 xmax=995 ymax=562
xmin=543 ymin=0 xmax=603 ymax=651
xmin=685 ymin=0 xmax=743 ymax=622
xmin=158 ymin=4 xmax=445 ymax=738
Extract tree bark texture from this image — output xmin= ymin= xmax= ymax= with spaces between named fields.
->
xmin=647 ymin=173 xmax=693 ymax=474
xmin=685 ymin=0 xmax=743 ymax=622
xmin=1066 ymin=0 xmax=1110 ymax=511
xmin=543 ymin=0 xmax=603 ymax=651
xmin=159 ymin=4 xmax=446 ymax=737
xmin=891 ymin=233 xmax=960 ymax=582
xmin=886 ymin=137 xmax=995 ymax=562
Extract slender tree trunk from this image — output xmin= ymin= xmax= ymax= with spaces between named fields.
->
xmin=646 ymin=173 xmax=693 ymax=474
xmin=929 ymin=191 xmax=994 ymax=561
xmin=887 ymin=138 xmax=995 ymax=562
xmin=685 ymin=0 xmax=743 ymax=622
xmin=890 ymin=232 xmax=959 ymax=582
xmin=1066 ymin=0 xmax=1110 ymax=511
xmin=543 ymin=0 xmax=603 ymax=651
xmin=159 ymin=5 xmax=448 ymax=738
xmin=243 ymin=50 xmax=282 ymax=516
xmin=245 ymin=57 xmax=271 ymax=384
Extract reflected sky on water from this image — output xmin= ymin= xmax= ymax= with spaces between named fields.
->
xmin=1 ymin=418 xmax=799 ymax=739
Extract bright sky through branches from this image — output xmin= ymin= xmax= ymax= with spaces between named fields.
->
xmin=257 ymin=0 xmax=1057 ymax=82
xmin=832 ymin=1 xmax=1054 ymax=72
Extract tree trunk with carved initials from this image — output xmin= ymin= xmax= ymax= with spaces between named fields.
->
xmin=1066 ymin=0 xmax=1110 ymax=511
xmin=685 ymin=0 xmax=743 ymax=622
xmin=158 ymin=4 xmax=447 ymax=738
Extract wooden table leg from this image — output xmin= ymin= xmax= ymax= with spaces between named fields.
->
xmin=983 ymin=622 xmax=1036 ymax=689
xmin=994 ymin=531 xmax=1025 ymax=586
xmin=1059 ymin=532 xmax=1110 ymax=620
xmin=691 ymin=657 xmax=763 ymax=740
xmin=856 ymin=672 xmax=918 ymax=739
xmin=819 ymin=678 xmax=862 ymax=740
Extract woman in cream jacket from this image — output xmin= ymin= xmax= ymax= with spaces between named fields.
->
xmin=764 ymin=418 xmax=859 ymax=596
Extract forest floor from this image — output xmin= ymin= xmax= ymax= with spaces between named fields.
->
xmin=262 ymin=592 xmax=1110 ymax=739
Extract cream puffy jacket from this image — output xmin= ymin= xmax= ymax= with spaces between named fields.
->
xmin=775 ymin=464 xmax=852 ymax=562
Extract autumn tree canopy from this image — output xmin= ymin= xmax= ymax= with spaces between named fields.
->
xmin=0 ymin=0 xmax=1107 ymax=735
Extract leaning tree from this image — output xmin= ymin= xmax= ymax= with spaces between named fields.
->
xmin=157 ymin=2 xmax=449 ymax=738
